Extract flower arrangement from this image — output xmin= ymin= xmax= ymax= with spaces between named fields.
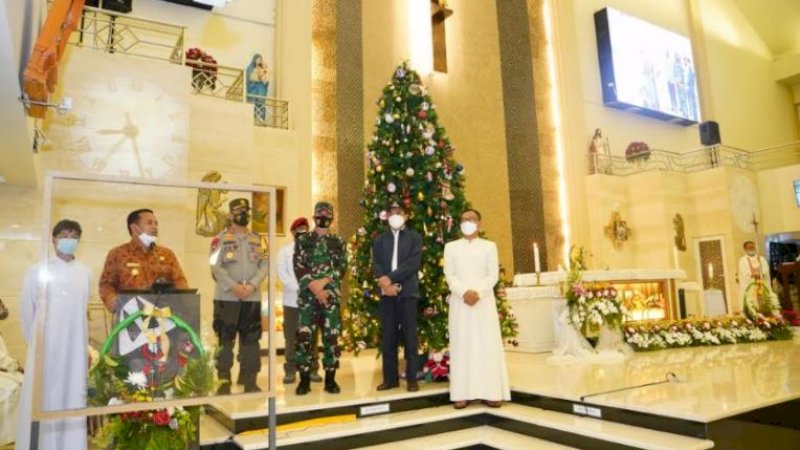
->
xmin=624 ymin=315 xmax=793 ymax=351
xmin=185 ymin=47 xmax=218 ymax=91
xmin=88 ymin=307 xmax=217 ymax=450
xmin=564 ymin=246 xmax=627 ymax=337
xmin=625 ymin=141 xmax=651 ymax=162
xmin=782 ymin=309 xmax=800 ymax=326
xmin=742 ymin=280 xmax=782 ymax=321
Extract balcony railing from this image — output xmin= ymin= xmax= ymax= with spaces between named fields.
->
xmin=589 ymin=141 xmax=800 ymax=176
xmin=72 ymin=6 xmax=185 ymax=64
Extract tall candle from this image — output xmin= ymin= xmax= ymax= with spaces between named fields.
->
xmin=708 ymin=263 xmax=714 ymax=280
xmin=534 ymin=242 xmax=541 ymax=274
xmin=673 ymin=245 xmax=680 ymax=270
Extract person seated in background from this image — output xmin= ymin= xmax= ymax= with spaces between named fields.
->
xmin=99 ymin=209 xmax=188 ymax=312
xmin=1 ymin=299 xmax=23 ymax=447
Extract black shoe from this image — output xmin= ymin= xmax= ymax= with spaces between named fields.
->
xmin=244 ymin=383 xmax=262 ymax=393
xmin=324 ymin=370 xmax=341 ymax=394
xmin=376 ymin=382 xmax=399 ymax=391
xmin=216 ymin=382 xmax=231 ymax=395
xmin=407 ymin=381 xmax=419 ymax=392
xmin=295 ymin=373 xmax=311 ymax=395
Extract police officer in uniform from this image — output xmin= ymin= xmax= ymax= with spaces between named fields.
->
xmin=211 ymin=198 xmax=269 ymax=394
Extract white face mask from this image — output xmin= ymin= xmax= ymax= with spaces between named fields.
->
xmin=746 ymin=250 xmax=756 ymax=257
xmin=388 ymin=214 xmax=405 ymax=230
xmin=138 ymin=232 xmax=157 ymax=248
xmin=460 ymin=221 xmax=478 ymax=236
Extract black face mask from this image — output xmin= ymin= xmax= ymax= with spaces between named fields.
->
xmin=314 ymin=216 xmax=332 ymax=229
xmin=233 ymin=213 xmax=250 ymax=227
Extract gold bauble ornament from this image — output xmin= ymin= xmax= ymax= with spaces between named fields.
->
xmin=417 ymin=192 xmax=425 ymax=201
xmin=438 ymin=258 xmax=445 ymax=267
xmin=376 ymin=165 xmax=383 ymax=172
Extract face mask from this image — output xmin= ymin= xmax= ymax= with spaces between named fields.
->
xmin=460 ymin=221 xmax=478 ymax=236
xmin=746 ymin=250 xmax=756 ymax=257
xmin=56 ymin=238 xmax=79 ymax=255
xmin=138 ymin=232 xmax=157 ymax=248
xmin=233 ymin=213 xmax=250 ymax=227
xmin=388 ymin=214 xmax=405 ymax=230
xmin=315 ymin=216 xmax=332 ymax=229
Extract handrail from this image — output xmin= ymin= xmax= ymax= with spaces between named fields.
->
xmin=590 ymin=141 xmax=800 ymax=176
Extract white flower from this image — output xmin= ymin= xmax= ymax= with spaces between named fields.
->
xmin=169 ymin=418 xmax=179 ymax=430
xmin=108 ymin=397 xmax=124 ymax=406
xmin=126 ymin=371 xmax=148 ymax=389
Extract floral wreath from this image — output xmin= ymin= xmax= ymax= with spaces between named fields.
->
xmin=89 ymin=306 xmax=216 ymax=450
xmin=742 ymin=280 xmax=781 ymax=320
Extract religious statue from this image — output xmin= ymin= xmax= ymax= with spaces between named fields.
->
xmin=673 ymin=213 xmax=687 ymax=251
xmin=604 ymin=211 xmax=631 ymax=250
xmin=589 ymin=128 xmax=611 ymax=174
xmin=195 ymin=171 xmax=228 ymax=237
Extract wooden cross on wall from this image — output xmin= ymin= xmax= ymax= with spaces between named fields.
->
xmin=431 ymin=0 xmax=453 ymax=73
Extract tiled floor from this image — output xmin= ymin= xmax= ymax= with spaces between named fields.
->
xmin=213 ymin=336 xmax=800 ymax=423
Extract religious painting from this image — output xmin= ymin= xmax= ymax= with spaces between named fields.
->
xmin=251 ymin=187 xmax=285 ymax=236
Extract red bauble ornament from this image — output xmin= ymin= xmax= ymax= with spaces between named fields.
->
xmin=418 ymin=111 xmax=427 ymax=119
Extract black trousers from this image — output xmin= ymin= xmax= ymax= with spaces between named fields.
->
xmin=213 ymin=300 xmax=262 ymax=378
xmin=379 ymin=295 xmax=419 ymax=384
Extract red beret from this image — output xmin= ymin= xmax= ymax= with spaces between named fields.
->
xmin=290 ymin=217 xmax=309 ymax=232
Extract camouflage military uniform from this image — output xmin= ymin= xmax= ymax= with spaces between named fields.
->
xmin=293 ymin=231 xmax=347 ymax=375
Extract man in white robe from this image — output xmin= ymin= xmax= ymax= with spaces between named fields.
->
xmin=16 ymin=219 xmax=92 ymax=450
xmin=737 ymin=240 xmax=771 ymax=314
xmin=444 ymin=208 xmax=510 ymax=409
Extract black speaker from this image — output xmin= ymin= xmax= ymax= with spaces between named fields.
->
xmin=101 ymin=0 xmax=132 ymax=13
xmin=85 ymin=0 xmax=100 ymax=7
xmin=699 ymin=121 xmax=721 ymax=146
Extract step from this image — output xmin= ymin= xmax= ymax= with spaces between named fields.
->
xmin=230 ymin=402 xmax=714 ymax=450
xmin=199 ymin=413 xmax=234 ymax=447
xmin=352 ymin=425 xmax=580 ymax=450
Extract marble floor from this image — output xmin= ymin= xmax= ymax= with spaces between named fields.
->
xmin=213 ymin=335 xmax=800 ymax=423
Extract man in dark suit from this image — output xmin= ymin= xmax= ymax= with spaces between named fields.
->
xmin=373 ymin=202 xmax=423 ymax=392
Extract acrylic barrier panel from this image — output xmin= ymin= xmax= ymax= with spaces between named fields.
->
xmin=24 ymin=174 xmax=278 ymax=434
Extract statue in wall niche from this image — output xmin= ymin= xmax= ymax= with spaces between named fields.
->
xmin=196 ymin=171 xmax=229 ymax=237
xmin=603 ymin=211 xmax=630 ymax=250
xmin=673 ymin=213 xmax=687 ymax=251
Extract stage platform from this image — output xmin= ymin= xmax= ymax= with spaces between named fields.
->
xmin=200 ymin=335 xmax=800 ymax=449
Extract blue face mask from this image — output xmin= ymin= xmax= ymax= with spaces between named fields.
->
xmin=56 ymin=238 xmax=79 ymax=255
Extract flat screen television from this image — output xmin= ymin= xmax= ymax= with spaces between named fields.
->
xmin=594 ymin=8 xmax=701 ymax=126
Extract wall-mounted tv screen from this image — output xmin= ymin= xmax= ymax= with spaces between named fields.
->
xmin=594 ymin=8 xmax=700 ymax=126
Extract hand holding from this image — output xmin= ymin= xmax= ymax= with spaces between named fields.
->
xmin=463 ymin=290 xmax=480 ymax=306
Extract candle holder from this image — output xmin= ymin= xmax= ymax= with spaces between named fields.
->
xmin=535 ymin=271 xmax=541 ymax=286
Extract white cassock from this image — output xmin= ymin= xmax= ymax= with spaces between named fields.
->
xmin=16 ymin=258 xmax=92 ymax=450
xmin=737 ymin=254 xmax=770 ymax=311
xmin=444 ymin=238 xmax=510 ymax=402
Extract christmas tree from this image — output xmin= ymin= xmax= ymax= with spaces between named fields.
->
xmin=342 ymin=62 xmax=518 ymax=355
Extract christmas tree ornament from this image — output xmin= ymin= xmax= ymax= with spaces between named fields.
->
xmin=422 ymin=102 xmax=430 ymax=111
xmin=418 ymin=111 xmax=427 ymax=119
xmin=379 ymin=210 xmax=388 ymax=220
xmin=408 ymin=83 xmax=423 ymax=95
xmin=357 ymin=227 xmax=366 ymax=236
xmin=387 ymin=182 xmax=396 ymax=193
xmin=417 ymin=191 xmax=425 ymax=201
xmin=395 ymin=67 xmax=406 ymax=78
xmin=442 ymin=183 xmax=455 ymax=201
xmin=376 ymin=165 xmax=383 ymax=172
xmin=425 ymin=146 xmax=435 ymax=156
xmin=426 ymin=172 xmax=433 ymax=182
xmin=406 ymin=168 xmax=415 ymax=177
xmin=384 ymin=113 xmax=395 ymax=124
